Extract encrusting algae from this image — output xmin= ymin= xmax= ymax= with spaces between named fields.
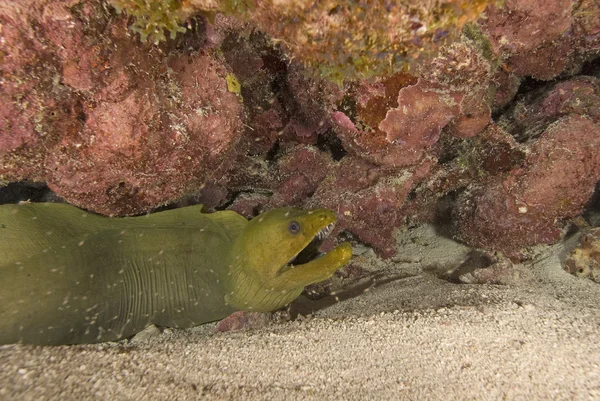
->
xmin=108 ymin=0 xmax=500 ymax=83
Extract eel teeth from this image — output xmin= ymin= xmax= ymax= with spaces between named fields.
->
xmin=284 ymin=222 xmax=336 ymax=269
xmin=316 ymin=222 xmax=335 ymax=241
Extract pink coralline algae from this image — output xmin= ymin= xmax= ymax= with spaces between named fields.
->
xmin=267 ymin=144 xmax=333 ymax=208
xmin=307 ymin=156 xmax=434 ymax=257
xmin=401 ymin=123 xmax=526 ymax=224
xmin=482 ymin=0 xmax=600 ymax=80
xmin=320 ymin=0 xmax=600 ymax=257
xmin=332 ymin=40 xmax=495 ymax=169
xmin=226 ymin=144 xmax=334 ymax=217
xmin=0 ymin=0 xmax=243 ymax=215
xmin=500 ymin=76 xmax=600 ymax=142
xmin=224 ymin=141 xmax=434 ymax=256
xmin=454 ymin=116 xmax=600 ymax=259
xmin=239 ymin=0 xmax=495 ymax=83
xmin=219 ymin=29 xmax=340 ymax=157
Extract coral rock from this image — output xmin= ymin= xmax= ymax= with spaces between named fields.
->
xmin=0 ymin=1 xmax=243 ymax=216
xmin=333 ymin=39 xmax=496 ymax=168
xmin=500 ymin=76 xmax=600 ymax=143
xmin=380 ymin=84 xmax=459 ymax=146
xmin=455 ymin=115 xmax=600 ymax=258
xmin=400 ymin=123 xmax=525 ymax=224
xmin=481 ymin=0 xmax=600 ymax=80
xmin=329 ymin=74 xmax=429 ymax=168
xmin=245 ymin=0 xmax=494 ymax=83
xmin=309 ymin=156 xmax=434 ymax=257
xmin=268 ymin=145 xmax=333 ymax=208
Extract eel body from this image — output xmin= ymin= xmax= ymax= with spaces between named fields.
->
xmin=0 ymin=203 xmax=352 ymax=345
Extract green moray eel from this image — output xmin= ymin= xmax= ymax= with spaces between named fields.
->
xmin=0 ymin=203 xmax=352 ymax=345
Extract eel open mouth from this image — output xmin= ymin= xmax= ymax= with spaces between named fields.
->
xmin=282 ymin=222 xmax=336 ymax=271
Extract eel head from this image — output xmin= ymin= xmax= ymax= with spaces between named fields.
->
xmin=224 ymin=208 xmax=352 ymax=312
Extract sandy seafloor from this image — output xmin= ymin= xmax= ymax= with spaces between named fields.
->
xmin=1 ymin=223 xmax=600 ymax=401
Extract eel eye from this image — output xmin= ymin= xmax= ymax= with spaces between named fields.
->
xmin=288 ymin=221 xmax=301 ymax=234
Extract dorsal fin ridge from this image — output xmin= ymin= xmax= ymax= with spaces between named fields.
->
xmin=0 ymin=203 xmax=249 ymax=268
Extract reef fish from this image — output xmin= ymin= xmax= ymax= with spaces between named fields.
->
xmin=0 ymin=203 xmax=351 ymax=345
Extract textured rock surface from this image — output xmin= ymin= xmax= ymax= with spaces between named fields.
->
xmin=482 ymin=0 xmax=600 ymax=80
xmin=455 ymin=116 xmax=600 ymax=258
xmin=1 ymin=0 xmax=600 ymax=258
xmin=0 ymin=0 xmax=243 ymax=215
xmin=500 ymin=76 xmax=600 ymax=142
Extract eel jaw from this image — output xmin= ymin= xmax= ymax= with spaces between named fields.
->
xmin=279 ymin=222 xmax=337 ymax=274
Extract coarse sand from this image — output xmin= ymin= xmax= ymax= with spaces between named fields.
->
xmin=1 ymin=224 xmax=600 ymax=400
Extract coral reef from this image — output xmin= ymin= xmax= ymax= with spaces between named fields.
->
xmin=244 ymin=0 xmax=496 ymax=83
xmin=481 ymin=0 xmax=600 ymax=80
xmin=109 ymin=0 xmax=600 ymax=83
xmin=499 ymin=76 xmax=600 ymax=142
xmin=399 ymin=123 xmax=526 ymax=224
xmin=108 ymin=0 xmax=496 ymax=82
xmin=2 ymin=0 xmax=600 ymax=261
xmin=329 ymin=38 xmax=497 ymax=173
xmin=0 ymin=0 xmax=243 ymax=215
xmin=307 ymin=156 xmax=434 ymax=257
xmin=454 ymin=116 xmax=600 ymax=259
xmin=267 ymin=144 xmax=333 ymax=208
xmin=449 ymin=76 xmax=600 ymax=258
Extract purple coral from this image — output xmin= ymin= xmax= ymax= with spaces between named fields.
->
xmin=308 ymin=156 xmax=434 ymax=257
